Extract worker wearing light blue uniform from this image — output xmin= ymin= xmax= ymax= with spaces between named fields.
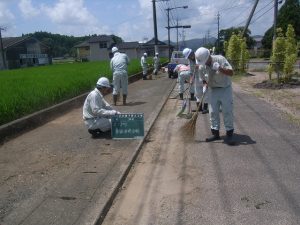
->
xmin=110 ymin=47 xmax=130 ymax=105
xmin=83 ymin=77 xmax=120 ymax=138
xmin=195 ymin=47 xmax=235 ymax=145
xmin=141 ymin=53 xmax=148 ymax=80
xmin=153 ymin=52 xmax=160 ymax=75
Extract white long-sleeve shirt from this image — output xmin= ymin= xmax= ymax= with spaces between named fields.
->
xmin=83 ymin=88 xmax=116 ymax=120
xmin=141 ymin=56 xmax=147 ymax=68
xmin=110 ymin=52 xmax=129 ymax=74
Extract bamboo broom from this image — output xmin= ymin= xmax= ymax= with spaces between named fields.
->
xmin=181 ymin=87 xmax=207 ymax=137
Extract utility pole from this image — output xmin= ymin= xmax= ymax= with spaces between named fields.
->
xmin=0 ymin=27 xmax=6 ymax=70
xmin=217 ymin=12 xmax=220 ymax=54
xmin=242 ymin=0 xmax=259 ymax=37
xmin=152 ymin=0 xmax=169 ymax=55
xmin=166 ymin=5 xmax=188 ymax=59
xmin=273 ymin=0 xmax=278 ymax=40
xmin=176 ymin=19 xmax=179 ymax=50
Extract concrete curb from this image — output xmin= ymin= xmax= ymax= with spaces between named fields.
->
xmin=0 ymin=72 xmax=146 ymax=144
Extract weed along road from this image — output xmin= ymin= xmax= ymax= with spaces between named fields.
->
xmin=102 ymin=83 xmax=300 ymax=225
xmin=1 ymin=72 xmax=300 ymax=225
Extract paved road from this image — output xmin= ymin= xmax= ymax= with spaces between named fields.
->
xmin=102 ymin=82 xmax=300 ymax=225
xmin=0 ymin=73 xmax=176 ymax=225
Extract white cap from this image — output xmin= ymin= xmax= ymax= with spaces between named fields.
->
xmin=144 ymin=52 xmax=147 ymax=56
xmin=195 ymin=47 xmax=210 ymax=65
xmin=96 ymin=77 xmax=111 ymax=88
xmin=182 ymin=48 xmax=192 ymax=59
xmin=111 ymin=47 xmax=118 ymax=53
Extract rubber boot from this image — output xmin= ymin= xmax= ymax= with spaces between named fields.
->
xmin=225 ymin=129 xmax=235 ymax=146
xmin=202 ymin=103 xmax=209 ymax=114
xmin=197 ymin=102 xmax=203 ymax=112
xmin=205 ymin=129 xmax=221 ymax=142
xmin=190 ymin=93 xmax=195 ymax=101
xmin=179 ymin=93 xmax=183 ymax=100
xmin=123 ymin=95 xmax=127 ymax=105
xmin=113 ymin=95 xmax=118 ymax=106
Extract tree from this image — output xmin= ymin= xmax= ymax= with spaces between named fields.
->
xmin=239 ymin=38 xmax=250 ymax=73
xmin=262 ymin=0 xmax=300 ymax=50
xmin=268 ymin=28 xmax=286 ymax=82
xmin=226 ymin=34 xmax=241 ymax=72
xmin=283 ymin=24 xmax=297 ymax=81
xmin=218 ymin=27 xmax=255 ymax=54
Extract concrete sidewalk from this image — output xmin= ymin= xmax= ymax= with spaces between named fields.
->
xmin=0 ymin=73 xmax=176 ymax=225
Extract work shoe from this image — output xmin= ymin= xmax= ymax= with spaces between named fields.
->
xmin=205 ymin=129 xmax=221 ymax=142
xmin=143 ymin=76 xmax=147 ymax=80
xmin=179 ymin=93 xmax=183 ymax=100
xmin=123 ymin=94 xmax=127 ymax=105
xmin=113 ymin=95 xmax=118 ymax=106
xmin=190 ymin=93 xmax=195 ymax=101
xmin=224 ymin=129 xmax=236 ymax=146
xmin=197 ymin=102 xmax=203 ymax=112
xmin=88 ymin=129 xmax=102 ymax=138
xmin=202 ymin=103 xmax=209 ymax=114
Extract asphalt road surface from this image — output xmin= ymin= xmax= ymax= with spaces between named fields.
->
xmin=102 ymin=82 xmax=300 ymax=225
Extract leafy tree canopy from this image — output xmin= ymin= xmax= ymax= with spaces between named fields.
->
xmin=22 ymin=31 xmax=123 ymax=57
xmin=262 ymin=0 xmax=300 ymax=49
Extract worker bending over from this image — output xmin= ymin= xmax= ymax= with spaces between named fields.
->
xmin=173 ymin=64 xmax=195 ymax=100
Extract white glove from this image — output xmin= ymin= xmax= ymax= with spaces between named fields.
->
xmin=212 ymin=62 xmax=220 ymax=71
xmin=115 ymin=111 xmax=121 ymax=115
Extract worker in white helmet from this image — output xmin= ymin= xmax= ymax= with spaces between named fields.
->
xmin=153 ymin=52 xmax=160 ymax=76
xmin=110 ymin=47 xmax=130 ymax=105
xmin=141 ymin=52 xmax=148 ymax=80
xmin=173 ymin=64 xmax=195 ymax=100
xmin=195 ymin=47 xmax=235 ymax=145
xmin=183 ymin=48 xmax=208 ymax=111
xmin=83 ymin=77 xmax=120 ymax=138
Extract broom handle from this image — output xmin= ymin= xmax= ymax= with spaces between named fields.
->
xmin=196 ymin=86 xmax=208 ymax=112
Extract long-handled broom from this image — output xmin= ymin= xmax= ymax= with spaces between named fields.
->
xmin=181 ymin=87 xmax=208 ymax=137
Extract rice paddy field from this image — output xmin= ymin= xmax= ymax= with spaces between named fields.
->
xmin=0 ymin=58 xmax=166 ymax=126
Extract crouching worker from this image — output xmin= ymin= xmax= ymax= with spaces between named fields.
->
xmin=83 ymin=77 xmax=120 ymax=138
xmin=173 ymin=64 xmax=195 ymax=100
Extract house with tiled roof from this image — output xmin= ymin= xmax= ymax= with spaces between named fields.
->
xmin=0 ymin=36 xmax=50 ymax=70
xmin=74 ymin=35 xmax=171 ymax=61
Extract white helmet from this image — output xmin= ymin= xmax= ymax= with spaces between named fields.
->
xmin=96 ymin=77 xmax=111 ymax=88
xmin=155 ymin=52 xmax=159 ymax=55
xmin=111 ymin=47 xmax=118 ymax=53
xmin=195 ymin=47 xmax=210 ymax=65
xmin=182 ymin=48 xmax=192 ymax=59
xmin=144 ymin=52 xmax=147 ymax=56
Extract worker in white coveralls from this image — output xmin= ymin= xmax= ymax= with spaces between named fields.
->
xmin=141 ymin=52 xmax=148 ymax=80
xmin=183 ymin=48 xmax=208 ymax=112
xmin=153 ymin=52 xmax=160 ymax=75
xmin=83 ymin=77 xmax=120 ymax=138
xmin=110 ymin=47 xmax=130 ymax=106
xmin=173 ymin=64 xmax=195 ymax=100
xmin=195 ymin=47 xmax=235 ymax=145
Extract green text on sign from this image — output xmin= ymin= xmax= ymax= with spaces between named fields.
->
xmin=111 ymin=113 xmax=144 ymax=139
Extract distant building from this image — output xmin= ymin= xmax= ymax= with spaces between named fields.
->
xmin=0 ymin=36 xmax=50 ymax=70
xmin=251 ymin=35 xmax=264 ymax=57
xmin=74 ymin=35 xmax=171 ymax=61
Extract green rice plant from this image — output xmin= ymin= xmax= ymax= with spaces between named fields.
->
xmin=0 ymin=59 xmax=142 ymax=125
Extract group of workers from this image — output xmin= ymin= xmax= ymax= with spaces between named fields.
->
xmin=180 ymin=47 xmax=235 ymax=145
xmin=82 ymin=47 xmax=160 ymax=138
xmin=82 ymin=45 xmax=235 ymax=145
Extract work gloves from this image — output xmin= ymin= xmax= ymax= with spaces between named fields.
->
xmin=110 ymin=110 xmax=121 ymax=115
xmin=212 ymin=62 xmax=220 ymax=71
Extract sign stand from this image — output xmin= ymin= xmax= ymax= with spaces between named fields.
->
xmin=111 ymin=113 xmax=144 ymax=139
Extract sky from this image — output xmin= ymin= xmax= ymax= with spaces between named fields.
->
xmin=0 ymin=0 xmax=282 ymax=42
